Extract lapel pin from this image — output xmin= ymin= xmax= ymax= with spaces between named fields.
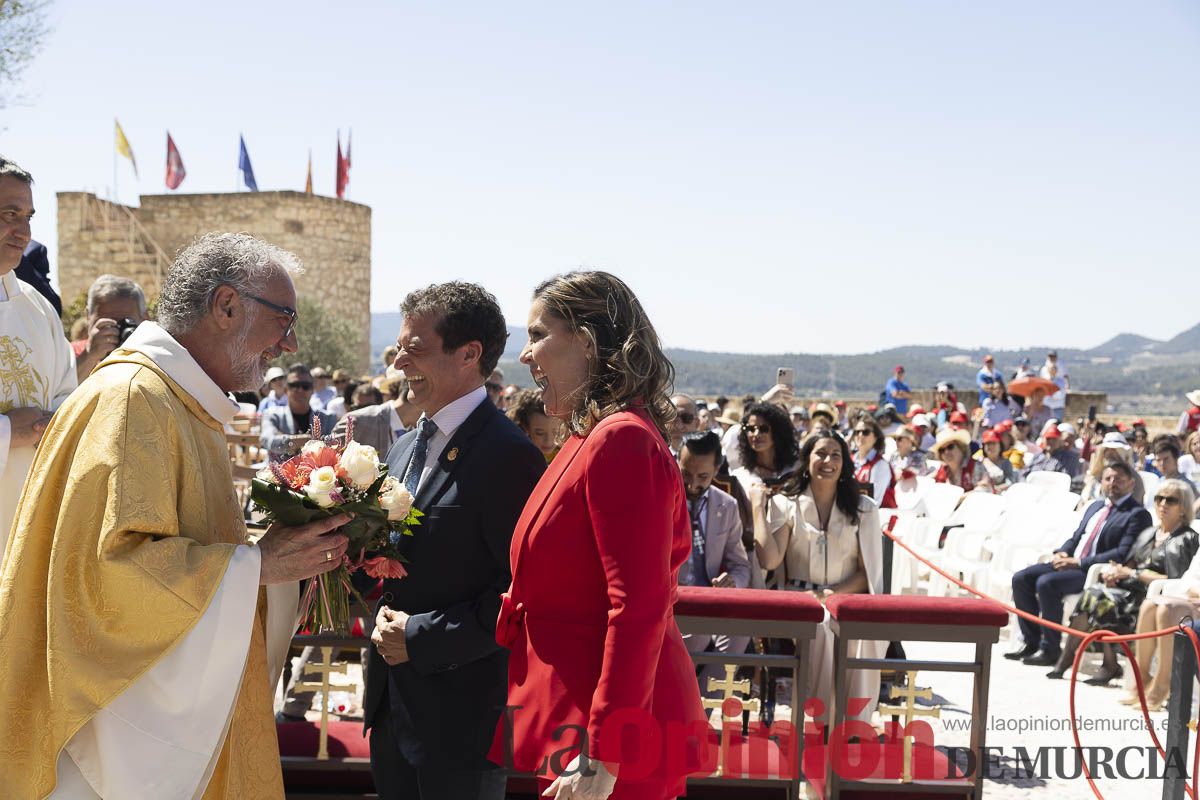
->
xmin=447 ymin=447 xmax=459 ymax=462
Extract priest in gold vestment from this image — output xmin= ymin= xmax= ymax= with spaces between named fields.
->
xmin=0 ymin=233 xmax=351 ymax=799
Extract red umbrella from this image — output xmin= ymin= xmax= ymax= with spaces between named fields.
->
xmin=1007 ymin=376 xmax=1059 ymax=398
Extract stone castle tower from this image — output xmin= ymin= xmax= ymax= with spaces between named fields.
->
xmin=56 ymin=191 xmax=372 ymax=370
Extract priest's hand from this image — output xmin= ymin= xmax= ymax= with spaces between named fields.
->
xmin=257 ymin=514 xmax=350 ymax=585
xmin=372 ymin=607 xmax=410 ymax=665
xmin=6 ymin=407 xmax=54 ymax=448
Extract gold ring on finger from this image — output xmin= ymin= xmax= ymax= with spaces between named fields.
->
xmin=325 ymin=550 xmax=332 ymax=562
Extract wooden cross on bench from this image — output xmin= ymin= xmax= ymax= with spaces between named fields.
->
xmin=703 ymin=664 xmax=761 ymax=777
xmin=878 ymin=670 xmax=941 ymax=784
xmin=293 ymin=646 xmax=359 ymax=760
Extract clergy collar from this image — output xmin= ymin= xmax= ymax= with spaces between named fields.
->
xmin=121 ymin=322 xmax=240 ymax=424
xmin=0 ymin=271 xmax=20 ymax=302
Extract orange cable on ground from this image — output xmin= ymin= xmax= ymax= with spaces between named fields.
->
xmin=882 ymin=524 xmax=1200 ymax=799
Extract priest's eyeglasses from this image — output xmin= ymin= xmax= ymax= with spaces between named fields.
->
xmin=245 ymin=294 xmax=298 ymax=339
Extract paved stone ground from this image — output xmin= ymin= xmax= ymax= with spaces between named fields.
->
xmin=278 ymin=637 xmax=1192 ymax=798
xmin=902 ymin=637 xmax=1190 ymax=799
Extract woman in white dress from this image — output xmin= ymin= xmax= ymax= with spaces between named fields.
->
xmin=749 ymin=431 xmax=885 ymax=722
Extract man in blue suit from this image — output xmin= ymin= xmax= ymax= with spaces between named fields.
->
xmin=364 ymin=283 xmax=545 ymax=800
xmin=1008 ymin=460 xmax=1152 ymax=665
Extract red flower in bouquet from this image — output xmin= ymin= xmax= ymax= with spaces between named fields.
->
xmin=252 ymin=421 xmax=423 ymax=633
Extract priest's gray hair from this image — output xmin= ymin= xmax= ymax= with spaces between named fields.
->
xmin=157 ymin=233 xmax=303 ymax=336
xmin=87 ymin=274 xmax=147 ymax=318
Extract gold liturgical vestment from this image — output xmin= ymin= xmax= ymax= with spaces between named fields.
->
xmin=0 ymin=330 xmax=286 ymax=799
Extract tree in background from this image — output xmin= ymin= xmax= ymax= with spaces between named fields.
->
xmin=273 ymin=296 xmax=359 ymax=374
xmin=0 ymin=1 xmax=52 ymax=111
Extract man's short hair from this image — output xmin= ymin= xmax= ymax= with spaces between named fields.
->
xmin=680 ymin=430 xmax=722 ymax=461
xmin=87 ymin=274 xmax=147 ymax=318
xmin=400 ymin=282 xmax=507 ymax=378
xmin=287 ymin=363 xmax=310 ymax=377
xmin=0 ymin=156 xmax=33 ymax=184
xmin=1152 ymin=434 xmax=1183 ymax=459
xmin=1102 ymin=460 xmax=1137 ymax=482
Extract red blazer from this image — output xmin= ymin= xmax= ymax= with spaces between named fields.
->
xmin=490 ymin=408 xmax=705 ymax=792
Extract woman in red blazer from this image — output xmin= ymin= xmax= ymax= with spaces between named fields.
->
xmin=490 ymin=271 xmax=706 ymax=799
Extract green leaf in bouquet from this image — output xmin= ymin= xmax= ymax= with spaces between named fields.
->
xmin=250 ymin=479 xmax=331 ymax=527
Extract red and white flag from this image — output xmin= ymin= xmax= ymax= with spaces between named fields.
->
xmin=165 ymin=133 xmax=186 ymax=190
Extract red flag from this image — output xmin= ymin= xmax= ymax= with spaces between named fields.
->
xmin=335 ymin=134 xmax=349 ymax=199
xmin=165 ymin=133 xmax=186 ymax=189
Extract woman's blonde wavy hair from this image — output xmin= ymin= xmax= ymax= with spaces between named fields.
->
xmin=532 ymin=271 xmax=676 ymax=440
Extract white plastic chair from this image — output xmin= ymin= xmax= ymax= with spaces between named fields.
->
xmin=929 ymin=527 xmax=993 ymax=597
xmin=944 ymin=490 xmax=1005 ymax=531
xmin=895 ymin=519 xmax=944 ymax=595
xmin=921 ymin=482 xmax=965 ymax=521
xmin=1026 ymin=471 xmax=1071 ymax=494
xmin=1001 ymin=482 xmax=1046 ymax=509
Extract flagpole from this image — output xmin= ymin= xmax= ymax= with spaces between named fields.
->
xmin=113 ymin=138 xmax=118 ymax=204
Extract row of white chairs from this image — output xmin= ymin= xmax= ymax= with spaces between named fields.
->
xmin=885 ymin=477 xmax=1085 ymax=604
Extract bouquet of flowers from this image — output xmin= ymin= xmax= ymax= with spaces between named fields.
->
xmin=251 ymin=418 xmax=423 ymax=634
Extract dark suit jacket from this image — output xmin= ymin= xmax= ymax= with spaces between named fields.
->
xmin=364 ymin=397 xmax=545 ymax=769
xmin=16 ymin=241 xmax=62 ymax=316
xmin=1057 ymin=496 xmax=1152 ymax=572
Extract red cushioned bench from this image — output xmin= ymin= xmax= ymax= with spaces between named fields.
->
xmin=818 ymin=595 xmax=1007 ymax=800
xmin=675 ymin=586 xmax=824 ymax=799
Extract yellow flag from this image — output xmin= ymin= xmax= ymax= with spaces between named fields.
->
xmin=114 ymin=119 xmax=138 ymax=177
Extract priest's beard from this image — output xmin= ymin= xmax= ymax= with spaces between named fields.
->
xmin=227 ymin=311 xmax=267 ymax=391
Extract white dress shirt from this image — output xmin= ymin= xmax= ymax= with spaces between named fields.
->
xmin=412 ymin=385 xmax=487 ymax=494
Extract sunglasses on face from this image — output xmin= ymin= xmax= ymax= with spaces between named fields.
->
xmin=1154 ymin=495 xmax=1181 ymax=506
xmin=287 ymin=381 xmax=313 ymax=391
xmin=852 ymin=429 xmax=872 ymax=437
xmin=676 ymin=412 xmax=696 ymax=424
xmin=744 ymin=424 xmax=770 ymax=435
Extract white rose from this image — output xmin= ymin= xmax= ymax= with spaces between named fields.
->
xmin=341 ymin=440 xmax=383 ymax=489
xmin=304 ymin=466 xmax=339 ymax=507
xmin=378 ymin=476 xmax=414 ymax=521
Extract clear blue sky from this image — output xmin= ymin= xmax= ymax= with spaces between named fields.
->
xmin=5 ymin=1 xmax=1199 ymax=354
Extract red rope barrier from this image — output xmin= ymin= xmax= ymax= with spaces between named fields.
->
xmin=883 ymin=523 xmax=1200 ymax=798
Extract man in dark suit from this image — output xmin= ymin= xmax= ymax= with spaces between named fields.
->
xmin=1009 ymin=461 xmax=1151 ymax=665
xmin=366 ymin=282 xmax=545 ymax=800
xmin=16 ymin=240 xmax=62 ymax=316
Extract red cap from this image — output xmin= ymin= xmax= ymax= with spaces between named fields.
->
xmin=995 ymin=419 xmax=1014 ymax=433
xmin=1116 ymin=422 xmax=1128 ymax=432
xmin=867 ymin=404 xmax=878 ymax=412
xmin=895 ymin=365 xmax=905 ymax=373
xmin=1133 ymin=419 xmax=1146 ymax=427
xmin=835 ymin=400 xmax=846 ymax=408
xmin=950 ymin=411 xmax=968 ymax=424
xmin=982 ymin=430 xmax=1001 ymax=444
xmin=1043 ymin=425 xmax=1062 ymax=440
xmin=907 ymin=404 xmax=925 ymax=418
